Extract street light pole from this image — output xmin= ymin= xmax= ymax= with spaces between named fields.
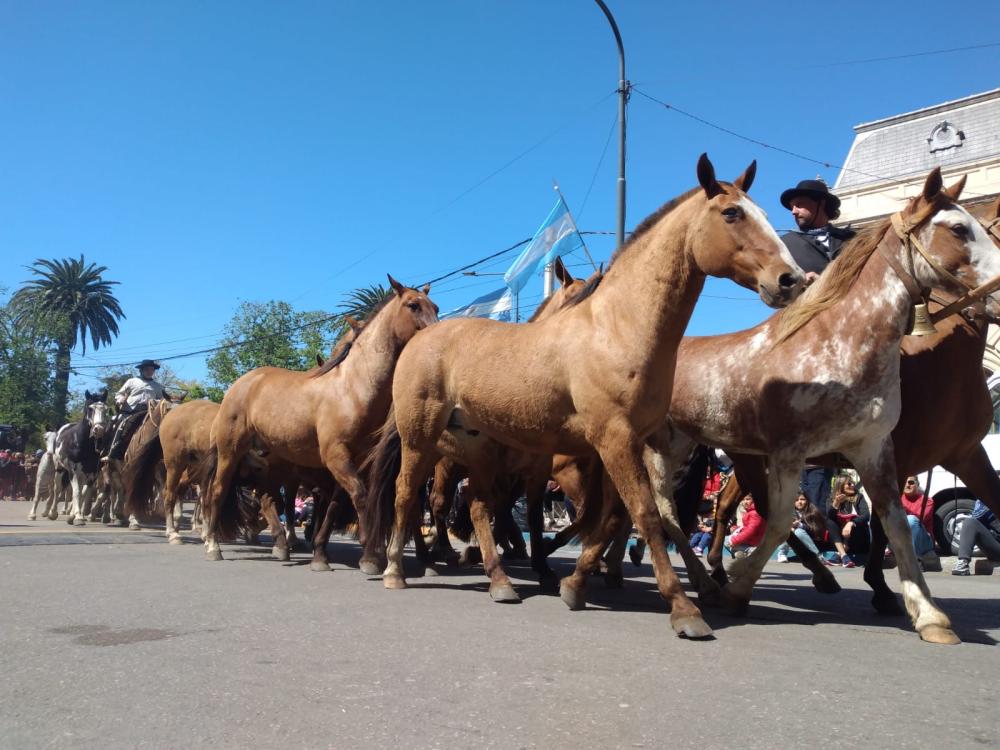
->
xmin=593 ymin=0 xmax=629 ymax=250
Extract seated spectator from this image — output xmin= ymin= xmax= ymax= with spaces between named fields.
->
xmin=951 ymin=500 xmax=1000 ymax=575
xmin=725 ymin=494 xmax=764 ymax=558
xmin=776 ymin=492 xmax=827 ymax=562
xmin=825 ymin=474 xmax=870 ymax=566
xmin=688 ymin=498 xmax=716 ymax=556
xmin=899 ymin=476 xmax=940 ymax=570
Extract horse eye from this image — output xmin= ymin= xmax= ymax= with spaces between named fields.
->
xmin=950 ymin=224 xmax=968 ymax=236
xmin=722 ymin=207 xmax=740 ymax=220
xmin=406 ymin=302 xmax=419 ymax=311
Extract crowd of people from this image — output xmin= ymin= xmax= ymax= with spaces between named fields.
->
xmin=0 ymin=449 xmax=41 ymax=502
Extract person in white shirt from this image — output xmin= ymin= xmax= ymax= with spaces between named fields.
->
xmin=107 ymin=359 xmax=172 ymax=460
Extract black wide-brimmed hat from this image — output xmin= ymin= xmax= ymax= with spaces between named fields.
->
xmin=780 ymin=179 xmax=842 ymax=213
xmin=136 ymin=359 xmax=160 ymax=370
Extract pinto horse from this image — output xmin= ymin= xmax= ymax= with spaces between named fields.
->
xmin=376 ymin=154 xmax=804 ymax=639
xmin=650 ymin=169 xmax=1000 ymax=644
xmin=702 ymin=195 xmax=1000 ymax=609
xmin=200 ymin=277 xmax=438 ymax=564
xmin=52 ymin=390 xmax=110 ymax=525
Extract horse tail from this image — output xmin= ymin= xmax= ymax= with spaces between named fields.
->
xmin=195 ymin=446 xmax=244 ymax=542
xmin=362 ymin=406 xmax=404 ymax=549
xmin=122 ymin=423 xmax=164 ymax=522
xmin=672 ymin=444 xmax=714 ymax=534
xmin=562 ymin=456 xmax=607 ymax=546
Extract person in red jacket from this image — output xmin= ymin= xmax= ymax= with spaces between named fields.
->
xmin=726 ymin=494 xmax=765 ymax=558
xmin=899 ymin=476 xmax=940 ymax=571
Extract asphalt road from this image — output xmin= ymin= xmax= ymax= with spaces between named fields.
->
xmin=1 ymin=500 xmax=999 ymax=750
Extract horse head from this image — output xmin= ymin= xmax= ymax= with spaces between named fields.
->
xmin=386 ymin=274 xmax=439 ymax=343
xmin=901 ymin=168 xmax=1000 ymax=319
xmin=83 ymin=389 xmax=110 ymax=439
xmin=690 ymin=153 xmax=805 ymax=308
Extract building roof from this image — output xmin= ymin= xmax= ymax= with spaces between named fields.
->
xmin=835 ymin=88 xmax=1000 ymax=190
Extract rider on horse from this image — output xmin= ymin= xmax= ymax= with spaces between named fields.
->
xmin=107 ymin=359 xmax=173 ymax=461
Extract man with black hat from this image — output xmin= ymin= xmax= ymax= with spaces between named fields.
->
xmin=780 ymin=180 xmax=856 ymax=513
xmin=779 ymin=179 xmax=856 ymax=281
xmin=106 ymin=359 xmax=172 ymax=461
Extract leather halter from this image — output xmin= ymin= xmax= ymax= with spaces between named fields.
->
xmin=880 ymin=211 xmax=1000 ymax=325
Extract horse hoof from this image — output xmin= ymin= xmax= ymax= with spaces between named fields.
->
xmin=383 ymin=575 xmax=407 ymax=590
xmin=919 ymin=625 xmax=961 ymax=645
xmin=812 ymin=570 xmax=842 ymax=595
xmin=129 ymin=522 xmax=141 ymax=530
xmin=27 ymin=514 xmax=36 ymax=521
xmin=672 ymin=614 xmax=714 ymax=639
xmin=629 ymin=547 xmax=643 ymax=568
xmin=272 ymin=546 xmax=290 ymax=562
xmin=358 ymin=558 xmax=382 ymax=576
xmin=720 ymin=588 xmax=750 ymax=616
xmin=604 ymin=571 xmax=624 ymax=589
xmin=559 ymin=580 xmax=586 ymax=611
xmin=72 ymin=517 xmax=85 ymax=526
xmin=489 ymin=582 xmax=521 ymax=603
xmin=310 ymin=560 xmax=332 ymax=572
xmin=205 ymin=548 xmax=223 ymax=562
xmin=871 ymin=592 xmax=904 ymax=616
xmin=48 ymin=513 xmax=58 ymax=521
xmin=168 ymin=536 xmax=184 ymax=546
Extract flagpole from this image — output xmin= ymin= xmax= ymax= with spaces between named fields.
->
xmin=593 ymin=0 xmax=629 ymax=251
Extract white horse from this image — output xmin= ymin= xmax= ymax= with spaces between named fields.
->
xmin=27 ymin=431 xmax=61 ymax=520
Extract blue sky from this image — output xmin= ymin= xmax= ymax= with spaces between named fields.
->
xmin=2 ymin=1 xmax=998 ymax=389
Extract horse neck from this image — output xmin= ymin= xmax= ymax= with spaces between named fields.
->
xmin=586 ymin=201 xmax=705 ymax=372
xmin=334 ymin=301 xmax=407 ymax=400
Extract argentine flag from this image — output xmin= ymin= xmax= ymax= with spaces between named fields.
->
xmin=504 ymin=196 xmax=584 ymax=296
xmin=442 ymin=287 xmax=513 ymax=321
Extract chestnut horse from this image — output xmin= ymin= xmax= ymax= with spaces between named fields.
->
xmin=702 ymin=196 xmax=1000 ymax=609
xmin=200 ymin=277 xmax=438 ymax=564
xmin=646 ymin=169 xmax=1000 ymax=644
xmin=376 ymin=154 xmax=804 ymax=639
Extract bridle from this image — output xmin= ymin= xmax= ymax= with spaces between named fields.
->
xmin=878 ymin=209 xmax=1000 ymax=327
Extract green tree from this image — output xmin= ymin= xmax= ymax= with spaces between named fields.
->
xmin=11 ymin=256 xmax=124 ymax=422
xmin=0 ymin=297 xmax=56 ymax=442
xmin=206 ymin=300 xmax=340 ymax=389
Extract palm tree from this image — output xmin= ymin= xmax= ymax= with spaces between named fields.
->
xmin=12 ymin=256 xmax=125 ymax=421
xmin=336 ymin=283 xmax=390 ymax=331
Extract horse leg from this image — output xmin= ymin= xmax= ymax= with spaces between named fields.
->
xmin=786 ymin=530 xmax=841 ymax=594
xmin=283 ymin=487 xmax=304 ymax=552
xmin=560 ymin=485 xmax=628 ymax=607
xmin=428 ymin=460 xmax=461 ymax=566
xmin=383 ymin=445 xmax=438 ymax=589
xmin=863 ymin=513 xmax=900 ymax=614
xmin=466 ymin=468 xmax=519 ymax=603
xmin=321 ymin=447 xmax=382 ymax=575
xmin=260 ymin=490 xmax=290 ymax=562
xmin=602 ymin=513 xmax=631 ymax=588
xmin=308 ymin=489 xmax=334 ymax=571
xmin=596 ymin=433 xmax=711 ymax=638
xmin=163 ymin=465 xmax=184 ymax=544
xmin=852 ymin=441 xmax=957 ymax=644
xmin=643 ymin=441 xmax=721 ymax=604
xmin=203 ymin=454 xmax=242 ymax=562
xmin=722 ymin=465 xmax=799 ymax=615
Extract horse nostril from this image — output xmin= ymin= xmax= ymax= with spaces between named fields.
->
xmin=778 ymin=273 xmax=798 ymax=290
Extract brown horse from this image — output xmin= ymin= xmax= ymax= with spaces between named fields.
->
xmin=200 ymin=277 xmax=438 ymax=565
xmin=375 ymin=154 xmax=804 ymax=639
xmin=702 ymin=195 xmax=1000 ymax=611
xmin=640 ymin=169 xmax=1000 ymax=644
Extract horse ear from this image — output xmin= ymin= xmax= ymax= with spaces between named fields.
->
xmin=733 ymin=160 xmax=757 ymax=193
xmin=943 ymin=174 xmax=967 ymax=202
xmin=554 ymin=257 xmax=573 ymax=287
xmin=421 ymin=283 xmax=431 ymax=295
xmin=316 ymin=353 xmax=325 ymax=367
xmin=99 ymin=389 xmax=108 ymax=402
xmin=84 ymin=390 xmax=92 ymax=400
xmin=344 ymin=315 xmax=362 ymax=334
xmin=697 ymin=153 xmax=723 ymax=199
xmin=387 ymin=274 xmax=406 ymax=297
xmin=921 ymin=168 xmax=944 ymax=200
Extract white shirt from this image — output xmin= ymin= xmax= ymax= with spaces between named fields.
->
xmin=116 ymin=376 xmax=167 ymax=411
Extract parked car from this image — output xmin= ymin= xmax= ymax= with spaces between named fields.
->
xmin=917 ymin=372 xmax=1000 ymax=554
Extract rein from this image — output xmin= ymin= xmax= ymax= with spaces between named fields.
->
xmin=881 ymin=211 xmax=1000 ymax=326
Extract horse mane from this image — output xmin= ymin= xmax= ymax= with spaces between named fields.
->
xmin=773 ymin=195 xmax=949 ymax=344
xmin=310 ymin=295 xmax=392 ymax=378
xmin=564 ymin=187 xmax=701 ymax=308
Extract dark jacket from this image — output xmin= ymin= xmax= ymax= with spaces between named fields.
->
xmin=781 ymin=225 xmax=856 ymax=275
